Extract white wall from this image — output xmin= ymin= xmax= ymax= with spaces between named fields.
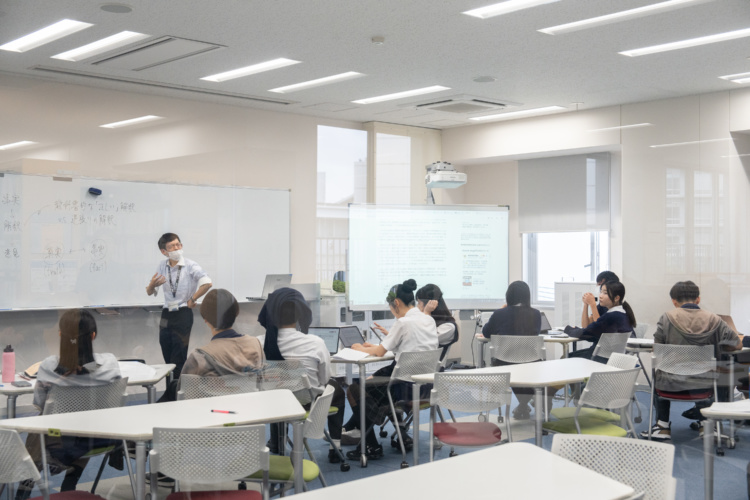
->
xmin=442 ymin=88 xmax=750 ymax=335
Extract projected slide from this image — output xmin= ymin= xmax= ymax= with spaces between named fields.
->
xmin=348 ymin=204 xmax=509 ymax=310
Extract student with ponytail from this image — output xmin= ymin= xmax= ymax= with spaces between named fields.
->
xmin=16 ymin=309 xmax=120 ymax=499
xmin=415 ymin=283 xmax=458 ymax=360
xmin=566 ymin=280 xmax=636 ymax=362
xmin=345 ymin=279 xmax=438 ymax=459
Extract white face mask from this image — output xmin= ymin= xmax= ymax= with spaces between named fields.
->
xmin=168 ymin=249 xmax=183 ymax=261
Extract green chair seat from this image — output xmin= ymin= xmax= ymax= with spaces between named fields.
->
xmin=304 ymin=406 xmax=338 ymax=419
xmin=542 ymin=417 xmax=628 ymax=437
xmin=83 ymin=445 xmax=117 ymax=457
xmin=248 ymin=456 xmax=319 ymax=482
xmin=549 ymin=407 xmax=620 ymax=423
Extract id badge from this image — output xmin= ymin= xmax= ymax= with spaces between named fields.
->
xmin=168 ymin=300 xmax=180 ymax=312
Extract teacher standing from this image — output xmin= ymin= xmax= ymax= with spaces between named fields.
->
xmin=145 ymin=232 xmax=212 ymax=378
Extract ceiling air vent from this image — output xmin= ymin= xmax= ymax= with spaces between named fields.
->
xmin=92 ymin=36 xmax=223 ymax=71
xmin=405 ymin=94 xmax=521 ymax=114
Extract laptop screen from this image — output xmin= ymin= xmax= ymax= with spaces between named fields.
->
xmin=339 ymin=326 xmax=365 ymax=348
xmin=308 ymin=327 xmax=340 ymax=355
xmin=540 ymin=312 xmax=552 ymax=333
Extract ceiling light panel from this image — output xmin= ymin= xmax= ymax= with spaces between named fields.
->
xmin=650 ymin=138 xmax=731 ymax=148
xmin=269 ymin=72 xmax=364 ymax=93
xmin=100 ymin=115 xmax=163 ymax=128
xmin=469 ymin=105 xmax=566 ymax=121
xmin=201 ymin=58 xmax=300 ymax=82
xmin=719 ymin=71 xmax=750 ymax=84
xmin=539 ymin=0 xmax=712 ymax=35
xmin=620 ymin=27 xmax=750 ymax=57
xmin=588 ymin=123 xmax=653 ymax=132
xmin=463 ymin=0 xmax=561 ymax=19
xmin=352 ymin=86 xmax=450 ymax=104
xmin=52 ymin=31 xmax=150 ymax=61
xmin=0 ymin=141 xmax=37 ymax=150
xmin=0 ymin=19 xmax=93 ymax=52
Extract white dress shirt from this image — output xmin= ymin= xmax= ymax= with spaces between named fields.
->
xmin=381 ymin=307 xmax=438 ymax=359
xmin=258 ymin=328 xmax=331 ymax=394
xmin=153 ymin=257 xmax=212 ymax=308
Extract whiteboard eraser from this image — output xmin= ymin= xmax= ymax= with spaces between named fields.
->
xmin=88 ymin=188 xmax=102 ymax=196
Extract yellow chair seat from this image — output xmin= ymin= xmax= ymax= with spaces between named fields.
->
xmin=549 ymin=407 xmax=620 ymax=423
xmin=305 ymin=406 xmax=338 ymax=419
xmin=248 ymin=456 xmax=319 ymax=482
xmin=542 ymin=417 xmax=628 ymax=437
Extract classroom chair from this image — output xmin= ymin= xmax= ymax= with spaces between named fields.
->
xmin=551 ymin=434 xmax=676 ymax=500
xmin=489 ymin=335 xmax=545 ymax=419
xmin=0 ymin=429 xmax=107 ymax=500
xmin=176 ymin=373 xmax=258 ymax=400
xmin=591 ymin=332 xmax=631 ymax=362
xmin=149 ymin=425 xmax=269 ymax=500
xmin=41 ymin=378 xmax=136 ymax=497
xmin=543 ymin=368 xmax=640 ymax=438
xmin=429 ymin=371 xmax=513 ymax=462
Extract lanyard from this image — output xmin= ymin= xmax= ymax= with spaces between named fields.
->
xmin=167 ymin=264 xmax=181 ymax=297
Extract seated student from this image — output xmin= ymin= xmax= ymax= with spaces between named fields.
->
xmin=581 ymin=270 xmax=620 ymax=327
xmin=642 ymin=280 xmax=741 ymax=441
xmin=345 ymin=279 xmax=438 ymax=459
xmin=481 ymin=280 xmax=542 ymax=419
xmin=414 ymin=283 xmax=458 ymax=360
xmin=183 ymin=288 xmax=264 ymax=376
xmin=566 ymin=280 xmax=636 ymax=362
xmin=258 ymin=287 xmax=346 ymax=463
xmin=16 ymin=309 xmax=121 ymax=500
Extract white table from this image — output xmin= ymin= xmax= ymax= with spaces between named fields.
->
xmin=331 ymin=353 xmax=395 ymax=467
xmin=411 ymin=358 xmax=622 ymax=461
xmin=295 ymin=442 xmax=634 ymax=500
xmin=0 ymin=362 xmax=175 ymax=418
xmin=475 ymin=333 xmax=578 ymax=366
xmin=0 ymin=390 xmax=307 ymax=500
xmin=702 ymin=399 xmax=750 ymax=500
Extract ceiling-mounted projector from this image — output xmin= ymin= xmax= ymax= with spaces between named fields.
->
xmin=425 ymin=161 xmax=467 ymax=188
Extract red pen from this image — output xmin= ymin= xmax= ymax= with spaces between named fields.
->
xmin=211 ymin=409 xmax=237 ymax=414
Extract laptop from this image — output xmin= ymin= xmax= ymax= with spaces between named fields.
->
xmin=308 ymin=327 xmax=341 ymax=355
xmin=246 ymin=274 xmax=292 ymax=300
xmin=339 ymin=325 xmax=366 ymax=348
xmin=540 ymin=312 xmax=552 ymax=333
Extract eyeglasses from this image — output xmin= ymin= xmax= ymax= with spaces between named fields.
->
xmin=165 ymin=241 xmax=183 ymax=251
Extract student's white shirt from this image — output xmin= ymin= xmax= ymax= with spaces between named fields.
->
xmin=437 ymin=322 xmax=456 ymax=345
xmin=258 ymin=328 xmax=331 ymax=393
xmin=381 ymin=307 xmax=438 ymax=358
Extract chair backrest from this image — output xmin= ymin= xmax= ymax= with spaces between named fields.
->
xmin=43 ymin=377 xmax=128 ymax=415
xmin=150 ymin=425 xmax=269 ymax=486
xmin=607 ymin=353 xmax=638 ymax=370
xmin=652 ymin=344 xmax=715 ymax=376
xmin=551 ymin=434 xmax=676 ymax=500
xmin=579 ymin=368 xmax=640 ymax=411
xmin=177 ymin=373 xmax=258 ymax=401
xmin=390 ymin=349 xmax=442 ymax=383
xmin=633 ymin=324 xmax=649 ymax=339
xmin=431 ymin=371 xmax=512 ymax=412
xmin=489 ymin=335 xmax=546 ymax=364
xmin=304 ymin=384 xmax=336 ymax=440
xmin=592 ymin=332 xmax=631 ymax=360
xmin=0 ymin=429 xmax=42 ymax=485
xmin=259 ymin=359 xmax=314 ymax=405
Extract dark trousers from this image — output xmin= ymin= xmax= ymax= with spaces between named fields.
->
xmin=569 ymin=344 xmax=608 ymax=364
xmin=159 ymin=307 xmax=193 ymax=379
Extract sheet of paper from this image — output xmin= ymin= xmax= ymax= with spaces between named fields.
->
xmin=118 ymin=361 xmax=157 ymax=381
xmin=332 ymin=348 xmax=371 ymax=361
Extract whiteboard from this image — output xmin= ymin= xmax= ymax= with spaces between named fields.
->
xmin=347 ymin=204 xmax=509 ymax=311
xmin=0 ymin=173 xmax=290 ymax=309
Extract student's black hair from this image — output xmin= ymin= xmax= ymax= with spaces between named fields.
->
xmin=279 ymin=301 xmax=297 ymax=326
xmin=505 ymin=281 xmax=531 ymax=307
xmin=596 ymin=271 xmax=619 ymax=285
xmin=55 ymin=309 xmax=97 ymax=375
xmin=601 ymin=281 xmax=637 ymax=327
xmin=386 ymin=279 xmax=417 ymax=306
xmin=158 ymin=233 xmax=181 ymax=251
xmin=669 ymin=281 xmax=700 ymax=303
xmin=416 ymin=284 xmax=456 ymax=325
xmin=200 ymin=289 xmax=239 ymax=330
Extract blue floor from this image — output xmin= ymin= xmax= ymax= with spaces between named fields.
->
xmin=12 ymin=391 xmax=750 ymax=500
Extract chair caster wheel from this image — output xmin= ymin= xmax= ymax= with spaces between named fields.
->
xmin=634 ymin=417 xmax=642 ymax=424
xmin=497 ymin=416 xmax=504 ymax=424
xmin=478 ymin=413 xmax=487 ymax=422
xmin=238 ymin=482 xmax=247 ymax=490
xmin=360 ymin=456 xmax=368 ymax=467
xmin=729 ymin=439 xmax=736 ymax=450
xmin=449 ymin=451 xmax=458 ymax=457
xmin=379 ymin=429 xmax=388 ymax=438
xmin=340 ymin=462 xmax=351 ymax=472
xmin=542 ymin=430 xmax=549 ymax=436
xmin=400 ymin=462 xmax=409 ymax=469
xmin=717 ymin=448 xmax=725 ymax=457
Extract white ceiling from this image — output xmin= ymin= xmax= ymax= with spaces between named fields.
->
xmin=1 ymin=0 xmax=749 ymax=129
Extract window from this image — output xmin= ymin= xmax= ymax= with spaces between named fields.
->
xmin=316 ymin=125 xmax=367 ymax=284
xmin=525 ymin=231 xmax=609 ymax=304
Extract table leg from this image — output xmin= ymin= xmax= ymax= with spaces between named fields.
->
xmin=562 ymin=344 xmax=569 ymax=359
xmin=413 ymin=382 xmax=421 ymax=466
xmin=704 ymin=418 xmax=714 ymax=500
xmin=359 ymin=364 xmax=367 ymax=467
xmin=291 ymin=420 xmax=304 ymax=493
xmin=7 ymin=395 xmax=16 ymax=419
xmin=145 ymin=384 xmax=156 ymax=404
xmin=136 ymin=440 xmax=147 ymax=500
xmin=534 ymin=388 xmax=543 ymax=447
xmin=478 ymin=341 xmax=486 ymax=368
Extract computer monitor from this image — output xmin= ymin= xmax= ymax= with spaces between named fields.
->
xmin=308 ymin=327 xmax=340 ymax=355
